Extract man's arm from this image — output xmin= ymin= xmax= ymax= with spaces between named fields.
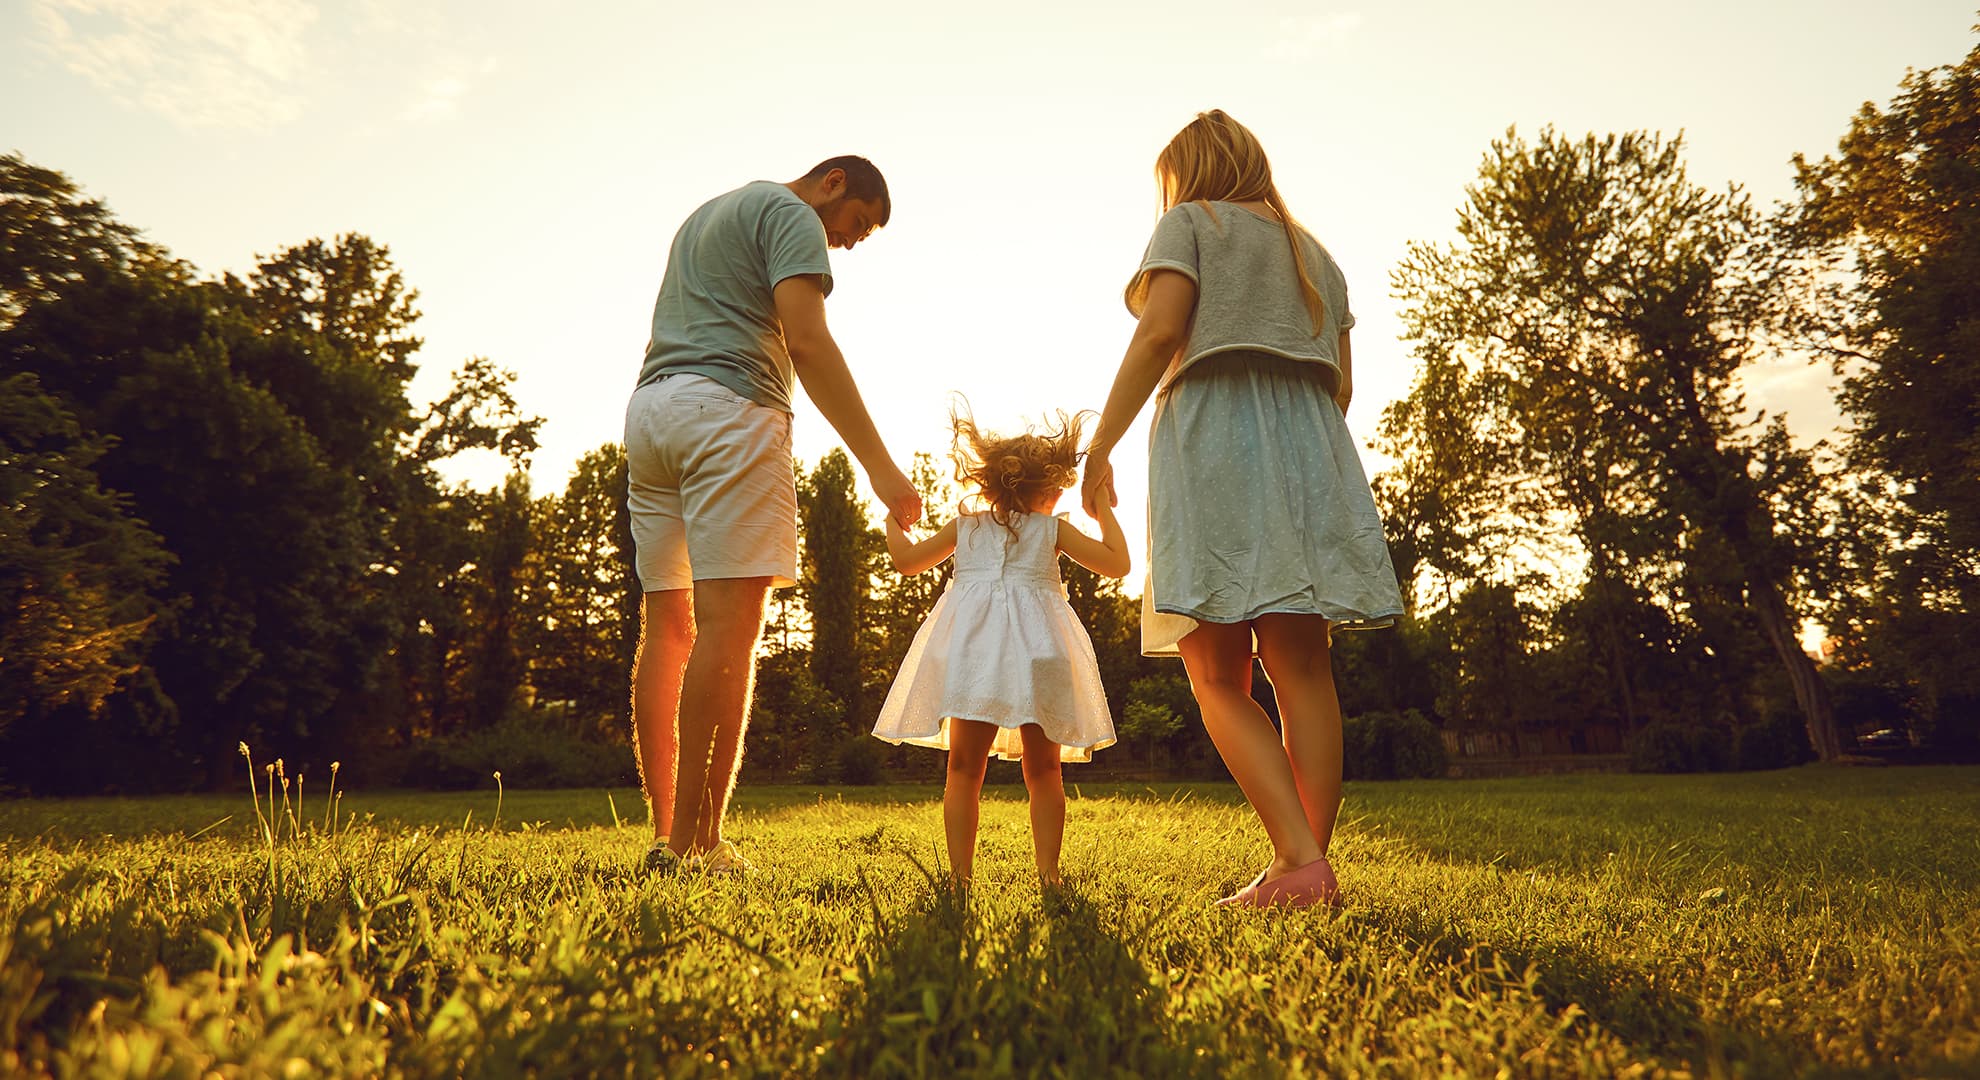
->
xmin=774 ymin=274 xmax=922 ymax=527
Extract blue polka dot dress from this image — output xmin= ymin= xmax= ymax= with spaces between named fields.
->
xmin=1141 ymin=351 xmax=1405 ymax=655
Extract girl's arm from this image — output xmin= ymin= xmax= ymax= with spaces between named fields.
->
xmin=1081 ymin=269 xmax=1197 ymax=517
xmin=1057 ymin=499 xmax=1131 ymax=579
xmin=886 ymin=516 xmax=958 ymax=576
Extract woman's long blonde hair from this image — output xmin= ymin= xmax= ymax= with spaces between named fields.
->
xmin=950 ymin=402 xmax=1087 ymax=536
xmin=1156 ymin=109 xmax=1326 ymax=334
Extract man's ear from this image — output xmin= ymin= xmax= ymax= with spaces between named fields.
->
xmin=820 ymin=168 xmax=848 ymax=201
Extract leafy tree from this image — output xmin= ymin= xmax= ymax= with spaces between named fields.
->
xmin=524 ymin=444 xmax=638 ymax=739
xmin=1061 ymin=557 xmax=1137 ymax=722
xmin=868 ymin=452 xmax=955 ymax=683
xmin=1 ymin=270 xmax=379 ymax=787
xmin=801 ymin=450 xmax=879 ymax=736
xmin=0 ymin=158 xmax=547 ymax=789
xmin=464 ymin=472 xmax=533 ymax=728
xmin=1119 ymin=700 xmax=1182 ymax=773
xmin=1782 ymin=31 xmax=1980 ymax=749
xmin=1390 ymin=129 xmax=1844 ymax=758
xmin=0 ymin=153 xmax=174 ymax=330
xmin=0 ymin=373 xmax=168 ymax=751
xmin=744 ymin=648 xmax=842 ymax=782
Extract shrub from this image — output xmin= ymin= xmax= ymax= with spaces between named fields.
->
xmin=835 ymin=736 xmax=884 ymax=786
xmin=403 ymin=715 xmax=638 ymax=790
xmin=1734 ymin=711 xmax=1815 ymax=771
xmin=1628 ymin=723 xmax=1734 ymax=774
xmin=1343 ymin=709 xmax=1448 ymax=780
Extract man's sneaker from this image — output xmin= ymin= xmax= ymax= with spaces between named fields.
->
xmin=685 ymin=840 xmax=754 ymax=877
xmin=642 ymin=838 xmax=679 ymax=877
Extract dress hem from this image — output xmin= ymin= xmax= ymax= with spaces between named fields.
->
xmin=1141 ymin=602 xmax=1403 ymax=658
xmin=872 ymin=713 xmax=1116 ymax=762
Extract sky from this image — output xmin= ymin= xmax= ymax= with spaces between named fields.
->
xmin=4 ymin=0 xmax=1974 ymax=587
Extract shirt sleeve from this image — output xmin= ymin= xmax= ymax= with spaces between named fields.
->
xmin=760 ymin=196 xmax=835 ymax=298
xmin=1124 ymin=206 xmax=1200 ymax=317
xmin=1322 ymin=243 xmax=1355 ymax=332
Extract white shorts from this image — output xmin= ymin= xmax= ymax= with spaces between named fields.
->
xmin=624 ymin=374 xmax=798 ymax=592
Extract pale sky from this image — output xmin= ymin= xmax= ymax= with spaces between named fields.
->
xmin=5 ymin=0 xmax=1974 ymax=584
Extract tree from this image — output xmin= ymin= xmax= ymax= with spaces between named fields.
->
xmin=525 ymin=444 xmax=638 ymax=739
xmin=1390 ymin=129 xmax=1844 ymax=759
xmin=801 ymin=449 xmax=879 ymax=735
xmin=0 ymin=153 xmax=174 ymax=330
xmin=0 ymin=157 xmax=549 ymax=789
xmin=464 ymin=472 xmax=533 ymax=727
xmin=1782 ymin=31 xmax=1980 ymax=749
xmin=0 ymin=373 xmax=168 ymax=750
xmin=1 ymin=269 xmax=381 ymax=787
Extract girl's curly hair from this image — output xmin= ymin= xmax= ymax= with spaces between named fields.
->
xmin=950 ymin=401 xmax=1091 ymax=535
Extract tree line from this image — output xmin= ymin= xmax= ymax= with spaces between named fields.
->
xmin=3 ymin=35 xmax=1975 ymax=792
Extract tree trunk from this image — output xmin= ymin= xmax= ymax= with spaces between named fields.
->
xmin=1745 ymin=573 xmax=1844 ymax=761
xmin=1666 ymin=373 xmax=1844 ymax=761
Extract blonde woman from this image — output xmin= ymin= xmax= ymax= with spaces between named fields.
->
xmin=1082 ymin=110 xmax=1404 ymax=908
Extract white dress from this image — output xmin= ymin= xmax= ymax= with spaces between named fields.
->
xmin=872 ymin=511 xmax=1116 ymax=762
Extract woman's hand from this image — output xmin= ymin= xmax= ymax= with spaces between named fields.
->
xmin=1081 ymin=451 xmax=1117 ymax=519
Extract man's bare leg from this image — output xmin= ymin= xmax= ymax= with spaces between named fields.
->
xmin=632 ymin=590 xmax=693 ymax=840
xmin=668 ymin=576 xmax=771 ymax=856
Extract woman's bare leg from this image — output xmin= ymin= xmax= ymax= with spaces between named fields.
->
xmin=1177 ymin=621 xmax=1323 ymax=880
xmin=1254 ymin=614 xmax=1345 ymax=853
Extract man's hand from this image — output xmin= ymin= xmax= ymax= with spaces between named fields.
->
xmin=871 ymin=463 xmax=923 ymax=530
xmin=1080 ymin=452 xmax=1117 ymax=519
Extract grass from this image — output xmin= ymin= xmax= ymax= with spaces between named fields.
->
xmin=2 ymin=766 xmax=1976 ymax=1077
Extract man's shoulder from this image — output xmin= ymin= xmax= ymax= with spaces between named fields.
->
xmin=706 ymin=180 xmax=806 ymax=219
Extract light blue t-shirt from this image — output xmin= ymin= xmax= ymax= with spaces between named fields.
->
xmin=637 ymin=181 xmax=834 ymax=413
xmin=1125 ymin=201 xmax=1355 ymax=391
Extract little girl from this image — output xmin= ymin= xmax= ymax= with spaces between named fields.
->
xmin=872 ymin=406 xmax=1130 ymax=887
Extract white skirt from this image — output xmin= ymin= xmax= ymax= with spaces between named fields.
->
xmin=872 ymin=578 xmax=1116 ymax=762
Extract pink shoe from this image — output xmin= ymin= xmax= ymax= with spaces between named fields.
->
xmin=1214 ymin=867 xmax=1270 ymax=907
xmin=1235 ymin=857 xmax=1340 ymax=909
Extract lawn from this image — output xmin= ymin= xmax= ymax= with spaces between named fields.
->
xmin=2 ymin=766 xmax=1975 ymax=1077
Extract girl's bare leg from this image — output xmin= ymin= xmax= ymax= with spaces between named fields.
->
xmin=1177 ymin=620 xmax=1323 ymax=880
xmin=1255 ymin=614 xmax=1345 ymax=853
xmin=943 ymin=719 xmax=1000 ymax=885
xmin=1017 ymin=724 xmax=1066 ymax=885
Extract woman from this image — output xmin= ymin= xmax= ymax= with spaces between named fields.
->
xmin=1083 ymin=110 xmax=1405 ymax=908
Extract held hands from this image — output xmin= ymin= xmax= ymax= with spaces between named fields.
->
xmin=1080 ymin=451 xmax=1118 ymax=520
xmin=872 ymin=462 xmax=924 ymax=530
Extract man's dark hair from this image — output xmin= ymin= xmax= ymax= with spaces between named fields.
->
xmin=802 ymin=155 xmax=890 ymax=226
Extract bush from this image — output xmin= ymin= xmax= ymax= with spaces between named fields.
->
xmin=1734 ymin=711 xmax=1815 ymax=771
xmin=1628 ymin=723 xmax=1733 ymax=774
xmin=402 ymin=715 xmax=638 ymax=790
xmin=1343 ymin=709 xmax=1448 ymax=780
xmin=835 ymin=736 xmax=884 ymax=786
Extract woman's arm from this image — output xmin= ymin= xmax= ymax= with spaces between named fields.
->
xmin=1081 ymin=269 xmax=1197 ymax=516
xmin=1057 ymin=499 xmax=1131 ymax=579
xmin=885 ymin=517 xmax=958 ymax=576
xmin=1335 ymin=329 xmax=1353 ymax=416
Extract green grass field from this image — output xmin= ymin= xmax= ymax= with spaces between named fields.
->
xmin=3 ymin=767 xmax=1976 ymax=1077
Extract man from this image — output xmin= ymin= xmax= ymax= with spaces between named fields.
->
xmin=625 ymin=156 xmax=922 ymax=875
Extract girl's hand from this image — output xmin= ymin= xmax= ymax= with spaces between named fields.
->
xmin=1081 ymin=452 xmax=1117 ymax=518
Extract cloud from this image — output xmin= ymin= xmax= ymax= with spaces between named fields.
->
xmin=30 ymin=0 xmax=319 ymax=129
xmin=1264 ymin=12 xmax=1364 ymax=61
xmin=400 ymin=56 xmax=499 ymax=125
